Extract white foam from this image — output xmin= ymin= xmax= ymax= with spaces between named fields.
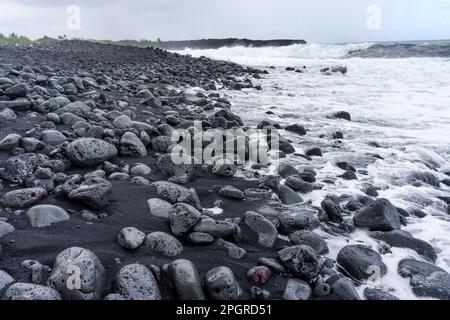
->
xmin=174 ymin=43 xmax=374 ymax=66
xmin=177 ymin=45 xmax=450 ymax=300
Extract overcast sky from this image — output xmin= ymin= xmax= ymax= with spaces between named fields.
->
xmin=0 ymin=0 xmax=449 ymax=43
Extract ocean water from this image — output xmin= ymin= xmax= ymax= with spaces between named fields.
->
xmin=176 ymin=42 xmax=450 ymax=299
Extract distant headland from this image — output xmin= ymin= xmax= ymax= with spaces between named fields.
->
xmin=155 ymin=38 xmax=307 ymax=50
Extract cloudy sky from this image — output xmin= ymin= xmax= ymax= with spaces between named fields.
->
xmin=0 ymin=0 xmax=449 ymax=43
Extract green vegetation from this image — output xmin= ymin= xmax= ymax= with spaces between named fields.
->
xmin=35 ymin=36 xmax=59 ymax=44
xmin=0 ymin=32 xmax=160 ymax=48
xmin=0 ymin=33 xmax=33 ymax=45
xmin=92 ymin=39 xmax=158 ymax=48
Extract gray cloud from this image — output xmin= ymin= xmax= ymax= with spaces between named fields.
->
xmin=0 ymin=0 xmax=449 ymax=42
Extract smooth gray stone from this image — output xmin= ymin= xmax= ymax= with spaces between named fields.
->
xmin=244 ymin=211 xmax=278 ymax=248
xmin=26 ymin=205 xmax=70 ymax=228
xmin=147 ymin=198 xmax=172 ymax=219
xmin=117 ymin=227 xmax=145 ymax=250
xmin=337 ymin=245 xmax=387 ymax=281
xmin=168 ymin=259 xmax=206 ymax=300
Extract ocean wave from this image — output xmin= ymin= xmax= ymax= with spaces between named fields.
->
xmin=176 ymin=41 xmax=450 ymax=62
xmin=346 ymin=41 xmax=450 ymax=58
xmin=177 ymin=43 xmax=374 ymax=60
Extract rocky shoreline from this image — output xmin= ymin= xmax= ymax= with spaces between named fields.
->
xmin=0 ymin=41 xmax=449 ymax=301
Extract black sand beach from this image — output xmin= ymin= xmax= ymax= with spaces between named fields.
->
xmin=1 ymin=41 xmax=449 ymax=301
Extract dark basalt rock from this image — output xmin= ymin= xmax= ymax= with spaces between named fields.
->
xmin=363 ymin=288 xmax=399 ymax=300
xmin=337 ymin=245 xmax=387 ymax=281
xmin=285 ymin=124 xmax=307 ymax=136
xmin=278 ymin=163 xmax=300 ymax=178
xmin=321 ymin=199 xmax=344 ymax=223
xmin=360 ymin=183 xmax=378 ymax=197
xmin=289 ymin=230 xmax=329 ymax=254
xmin=332 ymin=111 xmax=352 ymax=121
xmin=285 ymin=175 xmax=314 ymax=193
xmin=353 ymin=198 xmax=401 ymax=231
xmin=276 ymin=184 xmax=303 ymax=205
xmin=278 ymin=245 xmax=323 ymax=280
xmin=398 ymin=259 xmax=450 ymax=300
xmin=371 ymin=230 xmax=437 ymax=262
xmin=305 ymin=147 xmax=322 ymax=157
xmin=278 ymin=209 xmax=319 ymax=234
xmin=325 ymin=276 xmax=361 ymax=300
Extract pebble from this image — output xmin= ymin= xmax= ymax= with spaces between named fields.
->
xmin=285 ymin=176 xmax=314 ymax=193
xmin=212 ymin=159 xmax=237 ymax=177
xmin=215 ymin=238 xmax=247 ymax=259
xmin=247 ymin=266 xmax=272 ymax=285
xmin=398 ymin=259 xmax=450 ymax=300
xmin=278 ymin=245 xmax=323 ymax=280
xmin=218 ymin=185 xmax=245 ymax=200
xmin=3 ymin=283 xmax=62 ymax=300
xmin=371 ymin=230 xmax=437 ymax=262
xmin=353 ymin=198 xmax=401 ymax=231
xmin=145 ymin=231 xmax=183 ymax=256
xmin=363 ymin=288 xmax=399 ymax=300
xmin=289 ymin=230 xmax=329 ymax=254
xmin=0 ymin=187 xmax=48 ymax=209
xmin=120 ymin=132 xmax=147 ymax=157
xmin=65 ymin=138 xmax=118 ymax=167
xmin=336 ymin=245 xmax=387 ymax=281
xmin=321 ymin=199 xmax=344 ymax=223
xmin=130 ymin=163 xmax=152 ymax=176
xmin=244 ymin=211 xmax=278 ymax=248
xmin=169 ymin=203 xmax=202 ymax=236
xmin=282 ymin=279 xmax=312 ymax=300
xmin=147 ymin=198 xmax=172 ymax=219
xmin=192 ymin=218 xmax=236 ymax=238
xmin=117 ymin=227 xmax=145 ymax=250
xmin=151 ymin=181 xmax=202 ymax=210
xmin=0 ymin=270 xmax=14 ymax=293
xmin=0 ymin=133 xmax=22 ymax=151
xmin=276 ymin=184 xmax=303 ymax=205
xmin=168 ymin=259 xmax=206 ymax=300
xmin=26 ymin=205 xmax=70 ymax=228
xmin=41 ymin=130 xmax=67 ymax=146
xmin=47 ymin=247 xmax=105 ymax=300
xmin=187 ymin=232 xmax=215 ymax=245
xmin=205 ymin=266 xmax=242 ymax=300
xmin=115 ymin=264 xmax=161 ymax=300
xmin=68 ymin=177 xmax=113 ymax=209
